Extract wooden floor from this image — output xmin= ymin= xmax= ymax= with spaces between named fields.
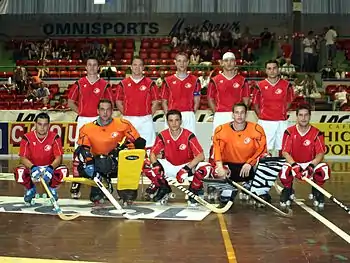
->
xmin=0 ymin=159 xmax=349 ymax=263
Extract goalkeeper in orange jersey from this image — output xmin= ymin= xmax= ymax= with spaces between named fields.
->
xmin=75 ymin=99 xmax=146 ymax=204
xmin=211 ymin=102 xmax=283 ymax=206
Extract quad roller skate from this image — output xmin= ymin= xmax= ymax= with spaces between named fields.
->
xmin=309 ymin=187 xmax=325 ymax=210
xmin=187 ymin=187 xmax=204 ymax=207
xmin=153 ymin=184 xmax=175 ymax=205
xmin=144 ymin=183 xmax=158 ymax=201
xmin=206 ymin=185 xmax=218 ymax=204
xmin=280 ymin=187 xmax=295 ymax=209
xmin=24 ymin=186 xmax=37 ymax=206
xmin=118 ymin=189 xmax=137 ymax=207
xmin=249 ymin=193 xmax=272 ymax=208
xmin=70 ymin=183 xmax=81 ymax=199
xmin=238 ymin=182 xmax=251 ymax=202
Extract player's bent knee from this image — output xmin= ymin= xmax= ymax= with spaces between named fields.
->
xmin=50 ymin=165 xmax=69 ymax=188
xmin=14 ymin=166 xmax=31 ymax=187
xmin=278 ymin=164 xmax=293 ymax=180
xmin=313 ymin=163 xmax=331 ymax=184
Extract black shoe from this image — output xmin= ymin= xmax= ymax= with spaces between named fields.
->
xmin=280 ymin=187 xmax=294 ymax=207
xmin=89 ymin=186 xmax=104 ymax=203
xmin=70 ymin=183 xmax=81 ymax=199
xmin=153 ymin=184 xmax=172 ymax=202
xmin=218 ymin=188 xmax=238 ymax=206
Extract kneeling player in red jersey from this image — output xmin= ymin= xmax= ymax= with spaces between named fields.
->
xmin=279 ymin=104 xmax=331 ymax=209
xmin=13 ymin=112 xmax=68 ymax=205
xmin=143 ymin=109 xmax=213 ymax=205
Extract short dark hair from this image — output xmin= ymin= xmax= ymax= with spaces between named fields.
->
xmin=296 ymin=103 xmax=311 ymax=115
xmin=86 ymin=56 xmax=99 ymax=65
xmin=35 ymin=112 xmax=50 ymax=123
xmin=131 ymin=56 xmax=144 ymax=66
xmin=166 ymin=109 xmax=182 ymax=121
xmin=265 ymin=59 xmax=279 ymax=68
xmin=98 ymin=99 xmax=113 ymax=109
xmin=232 ymin=102 xmax=248 ymax=113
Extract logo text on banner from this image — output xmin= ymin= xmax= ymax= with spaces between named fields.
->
xmin=313 ymin=123 xmax=350 ymax=156
xmin=9 ymin=122 xmax=77 ymax=154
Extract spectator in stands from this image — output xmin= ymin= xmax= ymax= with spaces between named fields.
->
xmin=36 ymin=84 xmax=50 ymax=103
xmin=27 ymin=42 xmax=39 ymax=60
xmin=37 ymin=60 xmax=49 ymax=78
xmin=232 ymin=28 xmax=242 ymax=47
xmin=210 ymin=29 xmax=220 ymax=48
xmin=13 ymin=66 xmax=26 ymax=94
xmin=201 ymin=29 xmax=211 ymax=48
xmin=281 ymin=36 xmax=292 ymax=61
xmin=219 ymin=29 xmax=233 ymax=49
xmin=302 ymin=74 xmax=321 ymax=109
xmin=23 ymin=86 xmax=37 ymax=103
xmin=41 ymin=39 xmax=52 ymax=60
xmin=52 ymin=40 xmax=60 ymax=59
xmin=303 ymin=31 xmax=316 ymax=72
xmin=260 ymin=28 xmax=272 ymax=47
xmin=55 ymin=97 xmax=69 ymax=111
xmin=325 ymin=26 xmax=337 ymax=61
xmin=242 ymin=47 xmax=256 ymax=66
xmin=171 ymin=34 xmax=180 ymax=48
xmin=280 ymin=58 xmax=296 ymax=79
xmin=198 ymin=72 xmax=210 ymax=91
xmin=190 ymin=48 xmax=201 ymax=65
xmin=100 ymin=61 xmax=117 ymax=82
xmin=156 ymin=71 xmax=165 ymax=88
xmin=333 ymin=86 xmax=348 ymax=110
xmin=200 ymin=49 xmax=213 ymax=66
xmin=40 ymin=96 xmax=52 ymax=110
xmin=321 ymin=60 xmax=336 ymax=79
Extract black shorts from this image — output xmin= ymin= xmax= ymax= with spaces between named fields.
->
xmin=224 ymin=162 xmax=255 ymax=183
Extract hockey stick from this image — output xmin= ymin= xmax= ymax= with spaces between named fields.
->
xmin=40 ymin=177 xmax=80 ymax=221
xmin=164 ymin=176 xmax=233 ymax=214
xmin=226 ymin=178 xmax=292 ymax=217
xmin=93 ymin=176 xmax=143 ymax=220
xmin=302 ymin=177 xmax=350 ymax=215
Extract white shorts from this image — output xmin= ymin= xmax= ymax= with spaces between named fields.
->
xmin=75 ymin=116 xmax=98 ymax=148
xmin=164 ymin=111 xmax=196 ymax=134
xmin=212 ymin=112 xmax=232 ymax=134
xmin=158 ymin=159 xmax=207 ymax=180
xmin=123 ymin=115 xmax=156 ymax=148
xmin=258 ymin=119 xmax=288 ymax=150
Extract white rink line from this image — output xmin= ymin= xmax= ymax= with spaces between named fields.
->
xmin=275 ymin=184 xmax=350 ymax=244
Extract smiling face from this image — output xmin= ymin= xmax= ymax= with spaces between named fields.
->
xmin=175 ymin=54 xmax=189 ymax=72
xmin=131 ymin=58 xmax=144 ymax=76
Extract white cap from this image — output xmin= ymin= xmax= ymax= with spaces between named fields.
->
xmin=222 ymin=52 xmax=236 ymax=60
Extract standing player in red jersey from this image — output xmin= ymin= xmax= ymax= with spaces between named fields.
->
xmin=115 ymin=57 xmax=159 ymax=151
xmin=68 ymin=56 xmax=114 ymax=199
xmin=143 ymin=110 xmax=213 ymax=205
xmin=252 ymin=59 xmax=294 ymax=156
xmin=160 ymin=52 xmax=201 ymax=134
xmin=207 ymin=52 xmax=250 ymax=133
xmin=13 ymin=113 xmax=68 ymax=205
xmin=279 ymin=104 xmax=330 ymax=209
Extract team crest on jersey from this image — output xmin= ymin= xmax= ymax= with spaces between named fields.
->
xmin=233 ymin=83 xmax=240 ymax=88
xmin=128 ymin=83 xmax=132 ymax=87
xmin=139 ymin=85 xmax=147 ymax=91
xmin=244 ymin=137 xmax=251 ymax=144
xmin=275 ymin=88 xmax=282 ymax=94
xmin=93 ymin=88 xmax=101 ymax=94
xmin=264 ymin=86 xmax=268 ymax=90
xmin=44 ymin=145 xmax=52 ymax=151
xmin=220 ymin=80 xmax=224 ymax=83
xmin=84 ymin=84 xmax=87 ymax=88
xmin=179 ymin=144 xmax=187 ymax=150
xmin=185 ymin=83 xmax=192 ymax=88
xmin=172 ymin=81 xmax=177 ymax=84
xmin=111 ymin=132 xmax=118 ymax=138
xmin=303 ymin=140 xmax=311 ymax=146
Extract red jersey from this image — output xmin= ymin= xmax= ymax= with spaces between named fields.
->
xmin=116 ymin=77 xmax=159 ymax=116
xmin=281 ymin=43 xmax=292 ymax=58
xmin=253 ymin=78 xmax=294 ymax=121
xmin=207 ymin=73 xmax=250 ymax=112
xmin=68 ymin=77 xmax=113 ymax=117
xmin=160 ymin=74 xmax=201 ymax=112
xmin=282 ymin=125 xmax=326 ymax=163
xmin=19 ymin=131 xmax=63 ymax=166
xmin=151 ymin=128 xmax=203 ymax=166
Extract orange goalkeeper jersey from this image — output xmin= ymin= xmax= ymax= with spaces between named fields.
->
xmin=213 ymin=121 xmax=267 ymax=166
xmin=77 ymin=118 xmax=140 ymax=155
